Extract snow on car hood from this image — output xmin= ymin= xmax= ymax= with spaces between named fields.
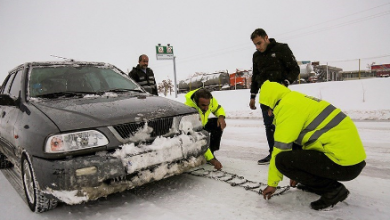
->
xmin=30 ymin=94 xmax=196 ymax=131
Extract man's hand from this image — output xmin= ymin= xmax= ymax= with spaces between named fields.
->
xmin=290 ymin=179 xmax=298 ymax=187
xmin=217 ymin=116 xmax=226 ymax=130
xmin=209 ymin=158 xmax=222 ymax=170
xmin=262 ymin=186 xmax=277 ymax=200
xmin=249 ymin=99 xmax=257 ymax=110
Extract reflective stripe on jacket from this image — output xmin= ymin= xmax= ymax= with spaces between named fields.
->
xmin=259 ymin=80 xmax=366 ymax=187
xmin=129 ymin=65 xmax=158 ymax=95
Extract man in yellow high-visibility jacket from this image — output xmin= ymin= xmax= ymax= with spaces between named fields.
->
xmin=259 ymin=80 xmax=366 ymax=210
xmin=185 ymin=88 xmax=226 ymax=170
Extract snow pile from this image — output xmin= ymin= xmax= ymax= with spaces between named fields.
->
xmin=112 ymin=122 xmax=207 ymax=174
xmin=43 ymin=189 xmax=89 ymax=205
xmin=83 ymin=92 xmax=118 ymax=98
xmin=41 ymin=121 xmax=208 ymax=205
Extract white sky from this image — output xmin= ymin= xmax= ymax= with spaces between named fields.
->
xmin=1 ymin=0 xmax=390 ymax=84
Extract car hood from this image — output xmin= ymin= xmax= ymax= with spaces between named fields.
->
xmin=30 ymin=95 xmax=196 ymax=131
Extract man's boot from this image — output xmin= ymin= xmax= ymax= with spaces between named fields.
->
xmin=310 ymin=183 xmax=349 ymax=210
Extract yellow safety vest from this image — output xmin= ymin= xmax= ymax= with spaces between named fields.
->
xmin=184 ymin=89 xmax=226 ymax=161
xmin=259 ymin=80 xmax=366 ymax=187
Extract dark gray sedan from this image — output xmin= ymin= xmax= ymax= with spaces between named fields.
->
xmin=0 ymin=61 xmax=209 ymax=212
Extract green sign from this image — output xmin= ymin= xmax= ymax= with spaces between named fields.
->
xmin=156 ymin=45 xmax=174 ymax=60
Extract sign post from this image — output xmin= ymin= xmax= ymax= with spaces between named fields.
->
xmin=156 ymin=44 xmax=177 ymax=98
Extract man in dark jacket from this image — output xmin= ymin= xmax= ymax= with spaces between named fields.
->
xmin=129 ymin=54 xmax=158 ymax=95
xmin=249 ymin=28 xmax=300 ymax=165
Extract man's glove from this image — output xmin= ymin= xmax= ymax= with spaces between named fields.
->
xmin=282 ymin=79 xmax=290 ymax=87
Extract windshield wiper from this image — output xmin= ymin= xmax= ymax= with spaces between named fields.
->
xmin=34 ymin=91 xmax=100 ymax=98
xmin=100 ymin=88 xmax=144 ymax=93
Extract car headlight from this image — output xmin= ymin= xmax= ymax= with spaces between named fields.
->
xmin=45 ymin=130 xmax=109 ymax=153
xmin=179 ymin=113 xmax=203 ymax=133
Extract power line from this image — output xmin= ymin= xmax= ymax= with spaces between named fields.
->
xmin=176 ymin=3 xmax=390 ymax=65
xmin=280 ymin=10 xmax=390 ymax=41
xmin=326 ymin=54 xmax=390 ymax=63
xmin=154 ymin=3 xmax=390 ymax=71
xmin=277 ymin=2 xmax=390 ymax=37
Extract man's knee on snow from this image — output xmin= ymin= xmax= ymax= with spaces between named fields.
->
xmin=275 ymin=151 xmax=292 ymax=173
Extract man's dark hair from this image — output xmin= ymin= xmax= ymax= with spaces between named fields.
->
xmin=138 ymin=54 xmax=148 ymax=62
xmin=193 ymin=88 xmax=212 ymax=104
xmin=251 ymin=28 xmax=268 ymax=40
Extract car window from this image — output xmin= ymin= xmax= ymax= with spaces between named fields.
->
xmin=105 ymin=75 xmax=134 ymax=89
xmin=9 ymin=70 xmax=23 ymax=98
xmin=28 ymin=66 xmax=140 ymax=97
xmin=2 ymin=74 xmax=15 ymax=95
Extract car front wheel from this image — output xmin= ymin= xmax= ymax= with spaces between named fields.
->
xmin=21 ymin=154 xmax=58 ymax=212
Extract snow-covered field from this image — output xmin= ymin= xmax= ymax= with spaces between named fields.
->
xmin=1 ymin=78 xmax=389 ymax=220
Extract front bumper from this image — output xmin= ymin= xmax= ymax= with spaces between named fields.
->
xmin=31 ymin=130 xmax=209 ymax=204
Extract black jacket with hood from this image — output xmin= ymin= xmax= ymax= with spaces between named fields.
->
xmin=250 ymin=38 xmax=300 ymax=99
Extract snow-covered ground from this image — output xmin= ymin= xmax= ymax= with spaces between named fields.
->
xmin=1 ymin=78 xmax=389 ymax=219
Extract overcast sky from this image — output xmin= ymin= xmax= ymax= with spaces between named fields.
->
xmin=1 ymin=0 xmax=389 ymax=84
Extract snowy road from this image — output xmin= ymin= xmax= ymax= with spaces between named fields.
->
xmin=1 ymin=119 xmax=390 ymax=220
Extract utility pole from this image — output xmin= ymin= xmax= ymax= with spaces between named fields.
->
xmin=156 ymin=43 xmax=177 ymax=98
xmin=173 ymin=56 xmax=177 ymax=97
xmin=326 ymin=62 xmax=329 ymax=81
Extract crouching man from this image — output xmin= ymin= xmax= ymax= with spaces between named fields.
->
xmin=184 ymin=88 xmax=226 ymax=170
xmin=260 ymin=80 xmax=366 ymax=210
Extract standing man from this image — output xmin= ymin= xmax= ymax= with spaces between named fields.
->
xmin=184 ymin=88 xmax=226 ymax=170
xmin=249 ymin=28 xmax=300 ymax=165
xmin=129 ymin=54 xmax=158 ymax=95
xmin=260 ymin=80 xmax=366 ymax=210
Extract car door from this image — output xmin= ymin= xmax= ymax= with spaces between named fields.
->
xmin=0 ymin=69 xmax=23 ymax=158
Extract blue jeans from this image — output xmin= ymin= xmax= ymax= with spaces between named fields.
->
xmin=262 ymin=110 xmax=275 ymax=154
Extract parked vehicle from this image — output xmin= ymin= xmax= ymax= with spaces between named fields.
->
xmin=178 ymin=71 xmax=230 ymax=93
xmin=229 ymin=70 xmax=252 ymax=90
xmin=0 ymin=61 xmax=209 ymax=212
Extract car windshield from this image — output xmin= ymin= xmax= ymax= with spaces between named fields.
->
xmin=28 ymin=65 xmax=143 ymax=98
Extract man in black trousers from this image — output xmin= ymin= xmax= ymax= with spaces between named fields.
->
xmin=249 ymin=28 xmax=300 ymax=165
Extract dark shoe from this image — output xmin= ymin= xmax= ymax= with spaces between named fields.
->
xmin=257 ymin=154 xmax=271 ymax=165
xmin=310 ymin=184 xmax=349 ymax=210
xmin=296 ymin=183 xmax=323 ymax=195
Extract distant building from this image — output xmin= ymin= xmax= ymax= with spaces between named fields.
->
xmin=313 ymin=64 xmax=343 ymax=82
xmin=339 ymin=63 xmax=390 ymax=80
xmin=371 ymin=64 xmax=390 ymax=77
xmin=295 ymin=62 xmax=343 ymax=83
xmin=340 ymin=70 xmax=375 ymax=81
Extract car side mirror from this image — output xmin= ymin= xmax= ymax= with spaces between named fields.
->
xmin=0 ymin=94 xmax=16 ymax=106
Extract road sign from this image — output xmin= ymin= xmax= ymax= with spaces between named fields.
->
xmin=297 ymin=61 xmax=311 ymax=65
xmin=156 ymin=45 xmax=174 ymax=60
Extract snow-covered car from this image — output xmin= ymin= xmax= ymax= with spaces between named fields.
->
xmin=0 ymin=61 xmax=209 ymax=212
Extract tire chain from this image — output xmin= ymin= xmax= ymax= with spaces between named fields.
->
xmin=186 ymin=167 xmax=290 ymax=197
